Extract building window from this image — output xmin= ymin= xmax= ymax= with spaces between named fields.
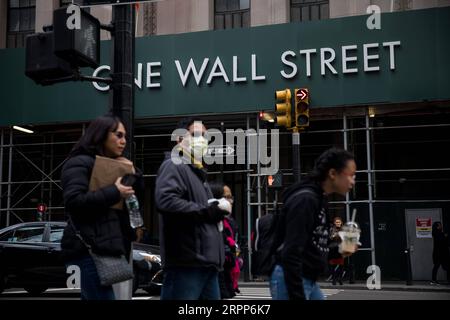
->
xmin=214 ymin=0 xmax=250 ymax=30
xmin=291 ymin=0 xmax=329 ymax=22
xmin=7 ymin=0 xmax=36 ymax=48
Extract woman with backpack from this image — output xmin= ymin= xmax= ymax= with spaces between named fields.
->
xmin=270 ymin=147 xmax=357 ymax=300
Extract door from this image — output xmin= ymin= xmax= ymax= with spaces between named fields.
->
xmin=405 ymin=208 xmax=444 ymax=281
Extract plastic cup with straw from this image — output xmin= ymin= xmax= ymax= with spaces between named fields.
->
xmin=339 ymin=208 xmax=361 ymax=254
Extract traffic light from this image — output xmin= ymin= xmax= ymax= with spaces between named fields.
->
xmin=294 ymin=88 xmax=310 ymax=128
xmin=53 ymin=7 xmax=100 ymax=68
xmin=25 ymin=32 xmax=74 ymax=85
xmin=275 ymin=89 xmax=292 ymax=129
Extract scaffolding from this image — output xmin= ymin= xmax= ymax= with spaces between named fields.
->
xmin=1 ymin=109 xmax=450 ymax=281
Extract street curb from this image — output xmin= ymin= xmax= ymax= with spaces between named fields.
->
xmin=239 ymin=282 xmax=450 ymax=293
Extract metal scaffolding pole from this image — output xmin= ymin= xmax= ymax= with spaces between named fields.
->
xmin=256 ymin=114 xmax=262 ymax=219
xmin=246 ymin=115 xmax=253 ymax=281
xmin=49 ymin=134 xmax=54 ymax=221
xmin=366 ymin=113 xmax=376 ymax=266
xmin=0 ymin=130 xmax=3 ymax=210
xmin=343 ymin=113 xmax=350 ymax=223
xmin=6 ymin=130 xmax=13 ymax=226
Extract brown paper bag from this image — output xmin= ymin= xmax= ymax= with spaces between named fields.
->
xmin=89 ymin=155 xmax=135 ymax=210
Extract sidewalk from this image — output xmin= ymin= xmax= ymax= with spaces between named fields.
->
xmin=239 ymin=280 xmax=450 ymax=293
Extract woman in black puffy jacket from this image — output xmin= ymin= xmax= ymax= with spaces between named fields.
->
xmin=61 ymin=114 xmax=143 ymax=300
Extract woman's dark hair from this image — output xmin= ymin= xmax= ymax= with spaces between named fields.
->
xmin=209 ymin=181 xmax=225 ymax=199
xmin=308 ymin=147 xmax=355 ymax=183
xmin=70 ymin=114 xmax=123 ymax=157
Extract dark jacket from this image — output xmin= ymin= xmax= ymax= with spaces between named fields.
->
xmin=155 ymin=153 xmax=225 ymax=270
xmin=432 ymin=229 xmax=450 ymax=266
xmin=60 ymin=153 xmax=139 ymax=261
xmin=275 ymin=179 xmax=329 ymax=300
xmin=328 ymin=225 xmax=343 ymax=261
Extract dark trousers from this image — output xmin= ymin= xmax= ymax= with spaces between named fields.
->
xmin=432 ymin=263 xmax=450 ymax=282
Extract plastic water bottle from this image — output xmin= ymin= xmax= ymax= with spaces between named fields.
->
xmin=125 ymin=194 xmax=143 ymax=228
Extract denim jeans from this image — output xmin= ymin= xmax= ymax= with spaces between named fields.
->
xmin=161 ymin=267 xmax=220 ymax=300
xmin=270 ymin=264 xmax=325 ymax=300
xmin=68 ymin=255 xmax=116 ymax=300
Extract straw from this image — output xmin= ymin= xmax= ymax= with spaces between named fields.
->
xmin=351 ymin=208 xmax=357 ymax=223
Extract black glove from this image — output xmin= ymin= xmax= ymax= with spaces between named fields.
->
xmin=204 ymin=201 xmax=228 ymax=223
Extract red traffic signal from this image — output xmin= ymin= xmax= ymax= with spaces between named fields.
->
xmin=37 ymin=203 xmax=47 ymax=213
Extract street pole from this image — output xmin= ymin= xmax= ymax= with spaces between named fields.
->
xmin=292 ymin=128 xmax=301 ymax=183
xmin=110 ymin=3 xmax=135 ymax=300
xmin=110 ymin=3 xmax=135 ymax=161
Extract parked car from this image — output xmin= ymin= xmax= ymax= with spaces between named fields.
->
xmin=0 ymin=221 xmax=162 ymax=296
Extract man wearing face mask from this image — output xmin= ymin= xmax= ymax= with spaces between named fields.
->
xmin=155 ymin=117 xmax=227 ymax=300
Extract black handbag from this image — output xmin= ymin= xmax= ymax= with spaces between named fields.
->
xmin=89 ymin=251 xmax=133 ymax=287
xmin=69 ymin=218 xmax=133 ymax=286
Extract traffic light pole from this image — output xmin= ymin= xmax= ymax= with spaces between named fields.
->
xmin=110 ymin=4 xmax=135 ymax=161
xmin=109 ymin=3 xmax=135 ymax=300
xmin=292 ymin=128 xmax=301 ymax=183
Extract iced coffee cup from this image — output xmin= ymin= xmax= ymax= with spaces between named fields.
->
xmin=338 ymin=222 xmax=361 ymax=254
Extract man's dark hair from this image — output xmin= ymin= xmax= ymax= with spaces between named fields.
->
xmin=309 ymin=147 xmax=355 ymax=183
xmin=70 ymin=113 xmax=123 ymax=157
xmin=176 ymin=117 xmax=204 ymax=131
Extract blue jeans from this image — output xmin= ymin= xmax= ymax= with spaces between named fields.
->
xmin=161 ymin=267 xmax=220 ymax=300
xmin=270 ymin=264 xmax=325 ymax=300
xmin=68 ymin=255 xmax=116 ymax=300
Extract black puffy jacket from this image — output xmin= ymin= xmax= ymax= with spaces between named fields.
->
xmin=60 ymin=153 xmax=140 ymax=261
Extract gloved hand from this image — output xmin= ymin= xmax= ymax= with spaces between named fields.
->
xmin=204 ymin=201 xmax=228 ymax=223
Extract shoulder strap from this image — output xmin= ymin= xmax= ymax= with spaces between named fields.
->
xmin=67 ymin=216 xmax=92 ymax=251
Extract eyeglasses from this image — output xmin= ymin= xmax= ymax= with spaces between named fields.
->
xmin=224 ymin=195 xmax=234 ymax=200
xmin=112 ymin=131 xmax=126 ymax=140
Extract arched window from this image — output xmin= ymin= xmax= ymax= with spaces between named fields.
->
xmin=214 ymin=0 xmax=250 ymax=30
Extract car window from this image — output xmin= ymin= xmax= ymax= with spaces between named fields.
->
xmin=48 ymin=226 xmax=65 ymax=243
xmin=8 ymin=226 xmax=45 ymax=243
xmin=0 ymin=230 xmax=15 ymax=242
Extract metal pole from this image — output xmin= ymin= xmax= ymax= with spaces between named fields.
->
xmin=0 ymin=129 xmax=3 ymax=226
xmin=292 ymin=128 xmax=301 ymax=183
xmin=49 ymin=134 xmax=54 ymax=221
xmin=110 ymin=3 xmax=135 ymax=162
xmin=220 ymin=122 xmax=225 ymax=182
xmin=110 ymin=3 xmax=136 ymax=300
xmin=6 ymin=130 xmax=13 ymax=226
xmin=365 ymin=114 xmax=376 ymax=267
xmin=40 ymin=135 xmax=46 ymax=222
xmin=256 ymin=114 xmax=262 ymax=219
xmin=343 ymin=113 xmax=350 ymax=223
xmin=246 ymin=115 xmax=253 ymax=281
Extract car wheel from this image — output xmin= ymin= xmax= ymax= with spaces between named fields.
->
xmin=24 ymin=286 xmax=48 ymax=296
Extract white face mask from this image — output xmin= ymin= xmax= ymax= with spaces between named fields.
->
xmin=188 ymin=135 xmax=208 ymax=158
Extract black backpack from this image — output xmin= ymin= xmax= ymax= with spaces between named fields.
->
xmin=251 ymin=188 xmax=316 ymax=277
